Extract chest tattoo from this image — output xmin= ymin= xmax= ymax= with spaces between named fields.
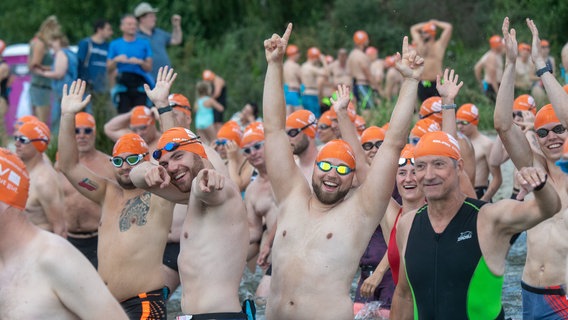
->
xmin=119 ymin=192 xmax=151 ymax=231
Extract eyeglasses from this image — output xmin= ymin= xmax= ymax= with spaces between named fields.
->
xmin=287 ymin=121 xmax=316 ymax=138
xmin=456 ymin=120 xmax=470 ymax=126
xmin=13 ymin=135 xmax=48 ymax=144
xmin=316 ymin=161 xmax=354 ymax=175
xmin=362 ymin=140 xmax=383 ymax=151
xmin=131 ymin=125 xmax=148 ymax=133
xmin=215 ymin=139 xmax=228 ymax=146
xmin=419 ymin=111 xmax=440 ymax=119
xmin=512 ymin=111 xmax=523 ymax=118
xmin=318 ymin=124 xmax=331 ymax=130
xmin=242 ymin=142 xmax=264 ymax=154
xmin=152 ymin=136 xmax=202 ymax=160
xmin=409 ymin=137 xmax=420 ymax=145
xmin=75 ymin=127 xmax=94 ymax=135
xmin=535 ymin=124 xmax=566 ymax=138
xmin=110 ymin=153 xmax=148 ymax=167
xmin=398 ymin=158 xmax=415 ymax=167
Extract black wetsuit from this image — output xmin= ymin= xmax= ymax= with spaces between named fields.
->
xmin=404 ymin=198 xmax=505 ymax=319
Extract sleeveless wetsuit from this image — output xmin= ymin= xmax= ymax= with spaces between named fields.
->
xmin=404 ymin=198 xmax=505 ymax=319
xmin=387 ymin=208 xmax=402 ymax=285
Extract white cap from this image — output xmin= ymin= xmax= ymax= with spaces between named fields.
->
xmin=134 ymin=2 xmax=158 ymax=18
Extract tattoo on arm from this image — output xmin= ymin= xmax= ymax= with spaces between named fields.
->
xmin=78 ymin=178 xmax=98 ymax=191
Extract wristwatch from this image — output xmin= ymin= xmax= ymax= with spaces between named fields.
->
xmin=157 ymin=106 xmax=173 ymax=114
xmin=536 ymin=65 xmax=552 ymax=77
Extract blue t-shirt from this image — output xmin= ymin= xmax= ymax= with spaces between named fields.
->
xmin=136 ymin=28 xmax=171 ymax=79
xmin=77 ymin=37 xmax=110 ymax=93
xmin=108 ymin=37 xmax=152 ymax=78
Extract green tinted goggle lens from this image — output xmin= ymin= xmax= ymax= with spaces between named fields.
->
xmin=317 ymin=161 xmax=353 ymax=175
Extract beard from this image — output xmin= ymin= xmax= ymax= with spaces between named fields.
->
xmin=116 ymin=172 xmax=136 ymax=190
xmin=292 ymin=135 xmax=309 ymax=155
xmin=312 ymin=181 xmax=350 ymax=205
xmin=172 ymin=154 xmax=205 ymax=193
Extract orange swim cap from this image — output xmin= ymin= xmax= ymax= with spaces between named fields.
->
xmin=513 ymin=94 xmax=536 ymax=115
xmin=518 ymin=43 xmax=531 ymax=52
xmin=541 ymin=39 xmax=550 ymax=47
xmin=75 ymin=112 xmax=96 ymax=128
xmin=169 ymin=93 xmax=192 ymax=117
xmin=419 ymin=96 xmax=443 ymax=123
xmin=489 ymin=35 xmax=503 ymax=49
xmin=17 ymin=120 xmax=50 ymax=153
xmin=325 ymin=55 xmax=334 ymax=64
xmin=534 ymin=104 xmax=561 ymax=130
xmin=244 ymin=121 xmax=264 ymax=133
xmin=365 ymin=46 xmax=378 ymax=56
xmin=130 ymin=106 xmax=155 ymax=127
xmin=411 ymin=118 xmax=441 ymax=138
xmin=307 ymin=47 xmax=321 ymax=60
xmin=217 ymin=122 xmax=243 ymax=145
xmin=202 ymin=70 xmax=215 ymax=81
xmin=112 ymin=133 xmax=149 ymax=157
xmin=286 ymin=109 xmax=317 ymax=138
xmin=414 ymin=131 xmax=461 ymax=160
xmin=14 ymin=115 xmax=39 ymax=131
xmin=353 ymin=30 xmax=369 ymax=46
xmin=286 ymin=44 xmax=299 ymax=57
xmin=384 ymin=55 xmax=396 ymax=68
xmin=318 ymin=110 xmax=332 ymax=127
xmin=563 ymin=84 xmax=568 ymax=94
xmin=421 ymin=23 xmax=436 ymax=37
xmin=156 ymin=128 xmax=207 ymax=159
xmin=400 ymin=144 xmax=415 ymax=160
xmin=0 ymin=148 xmax=30 ymax=210
xmin=241 ymin=126 xmax=264 ymax=147
xmin=456 ymin=103 xmax=479 ymax=126
xmin=316 ymin=139 xmax=356 ymax=169
xmin=361 ymin=126 xmax=385 ymax=143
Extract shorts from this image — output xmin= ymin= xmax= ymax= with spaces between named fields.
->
xmin=522 ymin=281 xmax=568 ymax=319
xmin=265 ymin=264 xmax=272 ymax=276
xmin=163 ymin=241 xmax=180 ymax=271
xmin=213 ymin=108 xmax=224 ymax=123
xmin=67 ymin=233 xmax=98 ymax=269
xmin=511 ymin=187 xmax=522 ymax=201
xmin=301 ymin=94 xmax=320 ymax=118
xmin=120 ymin=288 xmax=168 ymax=320
xmin=475 ymin=186 xmax=488 ymax=201
xmin=284 ymin=84 xmax=301 ymax=107
xmin=483 ymin=80 xmax=498 ymax=102
xmin=176 ymin=312 xmax=247 ymax=320
xmin=353 ymin=84 xmax=375 ymax=110
xmin=354 ymin=265 xmax=395 ymax=308
xmin=30 ymin=83 xmax=52 ymax=107
xmin=417 ymin=80 xmax=439 ymax=102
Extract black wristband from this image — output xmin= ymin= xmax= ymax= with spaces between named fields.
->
xmin=534 ymin=174 xmax=548 ymax=191
xmin=536 ymin=66 xmax=551 ymax=77
xmin=157 ymin=106 xmax=173 ymax=114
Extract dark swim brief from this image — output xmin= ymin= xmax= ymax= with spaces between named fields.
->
xmin=522 ymin=281 xmax=568 ymax=319
xmin=120 ymin=287 xmax=168 ymax=320
xmin=176 ymin=312 xmax=247 ymax=320
xmin=474 ymin=186 xmax=489 ymax=202
xmin=66 ymin=233 xmax=98 ymax=269
xmin=163 ymin=241 xmax=180 ymax=271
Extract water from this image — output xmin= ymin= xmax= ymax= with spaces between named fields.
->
xmin=167 ymin=157 xmax=525 ymax=319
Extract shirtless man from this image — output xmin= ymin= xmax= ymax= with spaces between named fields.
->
xmin=57 ymin=112 xmax=114 ymax=268
xmin=456 ymin=103 xmax=503 ymax=201
xmin=58 ymin=80 xmax=175 ymax=319
xmin=283 ymin=44 xmax=302 ymax=115
xmin=14 ymin=120 xmax=66 ymax=237
xmin=384 ymin=55 xmax=403 ymax=101
xmin=301 ymin=47 xmax=327 ymax=118
xmin=367 ymin=46 xmax=385 ymax=99
xmin=410 ymin=19 xmax=452 ymax=101
xmin=494 ymin=17 xmax=568 ymax=318
xmin=515 ymin=43 xmax=537 ymax=95
xmin=474 ymin=35 xmax=504 ymax=102
xmin=263 ymin=24 xmax=423 ymax=319
xmin=329 ymin=48 xmax=352 ymax=87
xmin=286 ymin=109 xmax=319 ymax=182
xmin=0 ymin=148 xmax=128 ymax=320
xmin=169 ymin=93 xmax=193 ymax=129
xmin=104 ymin=105 xmax=161 ymax=150
xmin=347 ymin=30 xmax=374 ymax=116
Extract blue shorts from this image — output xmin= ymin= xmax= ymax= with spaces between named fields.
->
xmin=301 ymin=94 xmax=320 ymax=118
xmin=30 ymin=83 xmax=51 ymax=107
xmin=522 ymin=281 xmax=568 ymax=319
xmin=284 ymin=85 xmax=301 ymax=107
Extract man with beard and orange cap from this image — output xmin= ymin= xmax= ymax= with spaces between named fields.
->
xmin=0 ymin=148 xmax=128 ymax=319
xmin=58 ymin=80 xmax=175 ymax=319
xmin=104 ymin=105 xmax=161 ymax=150
xmin=56 ymin=112 xmax=114 ymax=268
xmin=14 ymin=120 xmax=66 ymax=237
xmin=286 ymin=109 xmax=319 ymax=181
xmin=391 ymin=131 xmax=560 ymax=319
xmin=263 ymin=23 xmax=423 ymax=319
xmin=410 ymin=19 xmax=452 ymax=102
xmin=495 ymin=18 xmax=568 ymax=318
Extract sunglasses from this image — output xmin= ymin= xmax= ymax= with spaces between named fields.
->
xmin=152 ymin=136 xmax=202 ymax=160
xmin=512 ymin=111 xmax=523 ymax=118
xmin=318 ymin=124 xmax=331 ymax=130
xmin=131 ymin=125 xmax=148 ymax=133
xmin=242 ymin=142 xmax=264 ymax=154
xmin=75 ymin=127 xmax=94 ymax=135
xmin=287 ymin=121 xmax=316 ymax=138
xmin=13 ymin=135 xmax=48 ymax=144
xmin=398 ymin=158 xmax=415 ymax=167
xmin=110 ymin=153 xmax=148 ymax=167
xmin=536 ymin=124 xmax=566 ymax=138
xmin=215 ymin=139 xmax=228 ymax=146
xmin=456 ymin=120 xmax=470 ymax=126
xmin=362 ymin=140 xmax=383 ymax=151
xmin=419 ymin=110 xmax=440 ymax=119
xmin=317 ymin=161 xmax=354 ymax=175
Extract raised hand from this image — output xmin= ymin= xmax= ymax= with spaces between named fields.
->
xmin=264 ymin=23 xmax=293 ymax=64
xmin=394 ymin=36 xmax=424 ymax=80
xmin=171 ymin=14 xmax=181 ymax=27
xmin=516 ymin=166 xmax=547 ymax=200
xmin=144 ymin=66 xmax=178 ymax=107
xmin=145 ymin=165 xmax=171 ymax=189
xmin=436 ymin=68 xmax=463 ymax=101
xmin=61 ymin=80 xmax=91 ymax=115
xmin=225 ymin=140 xmax=239 ymax=160
xmin=330 ymin=84 xmax=351 ymax=113
xmin=526 ymin=18 xmax=545 ymax=67
xmin=197 ymin=169 xmax=225 ymax=193
xmin=502 ymin=17 xmax=518 ymax=64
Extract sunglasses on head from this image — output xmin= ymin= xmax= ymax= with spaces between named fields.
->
xmin=536 ymin=124 xmax=566 ymax=138
xmin=215 ymin=139 xmax=228 ymax=146
xmin=362 ymin=140 xmax=383 ymax=151
xmin=419 ymin=110 xmax=440 ymax=119
xmin=152 ymin=136 xmax=201 ymax=160
xmin=398 ymin=158 xmax=415 ymax=167
xmin=242 ymin=142 xmax=264 ymax=154
xmin=287 ymin=121 xmax=316 ymax=138
xmin=317 ymin=161 xmax=354 ymax=175
xmin=13 ymin=135 xmax=48 ymax=144
xmin=110 ymin=153 xmax=148 ymax=167
xmin=318 ymin=124 xmax=331 ymax=130
xmin=456 ymin=120 xmax=470 ymax=126
xmin=75 ymin=127 xmax=94 ymax=135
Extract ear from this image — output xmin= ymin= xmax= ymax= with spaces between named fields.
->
xmin=456 ymin=158 xmax=464 ymax=172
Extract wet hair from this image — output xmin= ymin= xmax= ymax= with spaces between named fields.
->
xmin=196 ymin=81 xmax=212 ymax=96
xmin=93 ymin=19 xmax=109 ymax=34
